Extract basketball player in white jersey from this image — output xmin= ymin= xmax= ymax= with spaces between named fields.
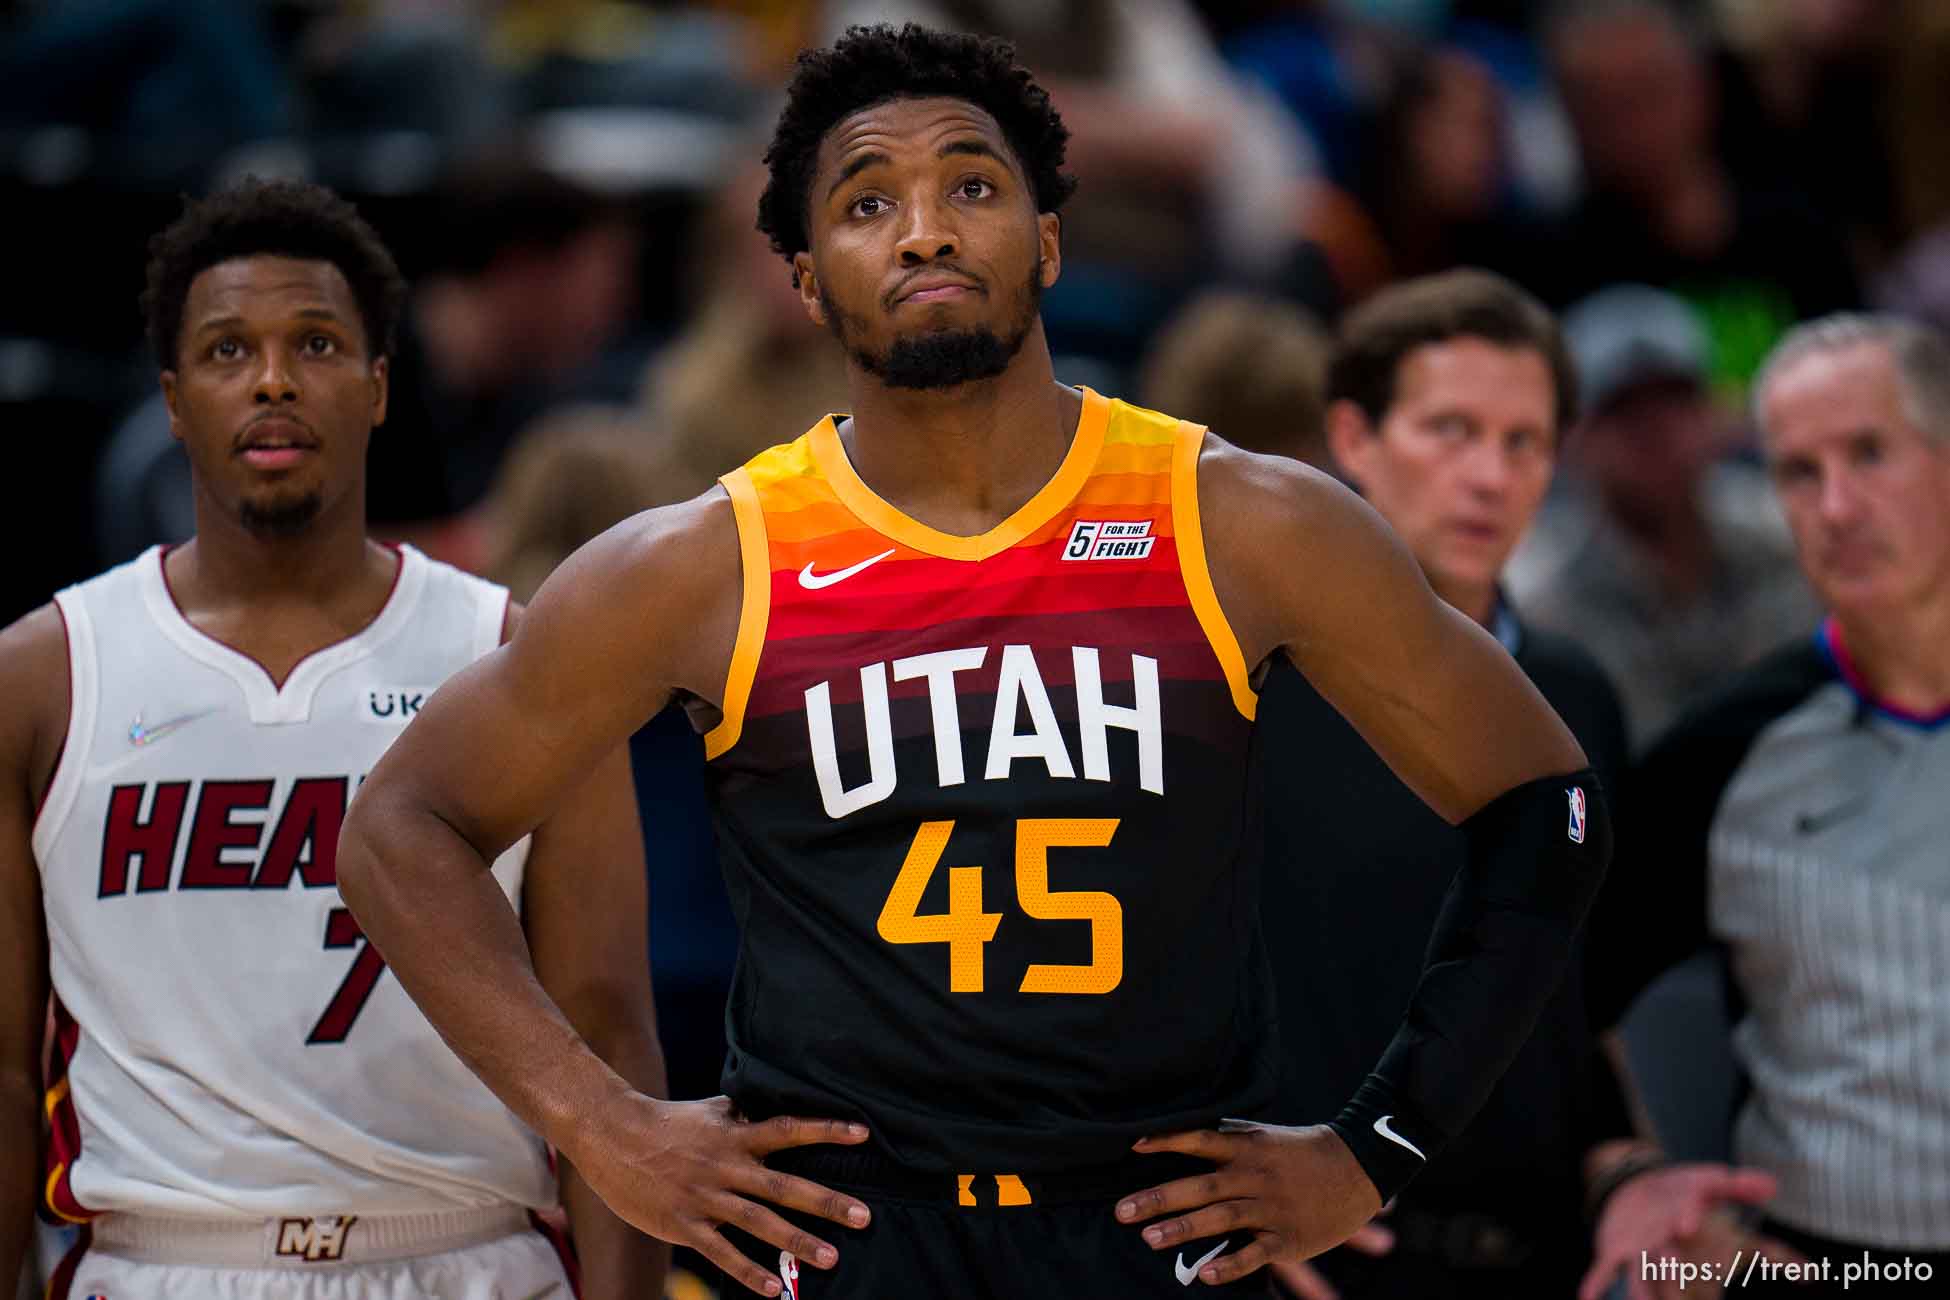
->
xmin=0 ymin=179 xmax=674 ymax=1298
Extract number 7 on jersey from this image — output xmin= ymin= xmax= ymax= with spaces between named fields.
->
xmin=307 ymin=906 xmax=389 ymax=1044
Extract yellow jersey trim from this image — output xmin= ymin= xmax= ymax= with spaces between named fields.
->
xmin=809 ymin=387 xmax=1111 ymax=562
xmin=704 ymin=468 xmax=771 ymax=760
xmin=1172 ymin=421 xmax=1258 ymax=721
xmin=43 ymin=1163 xmax=87 ymax=1225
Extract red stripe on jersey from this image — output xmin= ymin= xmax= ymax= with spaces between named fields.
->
xmin=42 ymin=1224 xmax=91 ymax=1300
xmin=747 ymin=606 xmax=1227 ymax=720
xmin=42 ymin=996 xmax=93 ymax=1225
xmin=528 ymin=1209 xmax=583 ymax=1298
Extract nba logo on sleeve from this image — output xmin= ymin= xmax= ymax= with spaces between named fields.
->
xmin=1567 ymin=786 xmax=1587 ymax=844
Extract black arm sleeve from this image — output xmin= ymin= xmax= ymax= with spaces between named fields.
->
xmin=1326 ymin=769 xmax=1613 ymax=1203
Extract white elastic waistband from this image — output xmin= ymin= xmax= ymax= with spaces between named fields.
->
xmin=89 ymin=1206 xmax=530 ymax=1268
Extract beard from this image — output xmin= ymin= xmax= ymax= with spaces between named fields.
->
xmin=823 ymin=258 xmax=1043 ymax=391
xmin=238 ymin=490 xmax=323 ymax=538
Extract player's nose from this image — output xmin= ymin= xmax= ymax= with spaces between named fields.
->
xmin=895 ymin=194 xmax=958 ymax=265
xmin=252 ymin=343 xmax=299 ymax=405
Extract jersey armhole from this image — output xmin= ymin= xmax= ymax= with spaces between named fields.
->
xmin=704 ymin=468 xmax=772 ymax=760
xmin=1171 ymin=421 xmax=1258 ymax=722
xmin=32 ymin=592 xmax=95 ymax=857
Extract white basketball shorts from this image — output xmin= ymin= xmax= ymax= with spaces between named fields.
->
xmin=48 ymin=1206 xmax=577 ymax=1299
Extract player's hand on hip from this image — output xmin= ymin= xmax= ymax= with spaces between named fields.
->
xmin=1116 ymin=1119 xmax=1384 ymax=1286
xmin=572 ymin=1093 xmax=872 ymax=1297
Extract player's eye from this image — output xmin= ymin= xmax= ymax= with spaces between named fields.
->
xmin=851 ymin=194 xmax=889 ymax=218
xmin=955 ymin=178 xmax=994 ymax=200
xmin=211 ymin=338 xmax=243 ymax=361
xmin=302 ymin=334 xmax=337 ymax=356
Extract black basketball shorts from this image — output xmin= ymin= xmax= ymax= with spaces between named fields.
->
xmin=729 ymin=1147 xmax=1276 ymax=1299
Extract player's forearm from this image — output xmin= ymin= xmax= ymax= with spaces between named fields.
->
xmin=557 ymin=994 xmax=670 ymax=1297
xmin=561 ymin=1155 xmax=671 ymax=1300
xmin=335 ymin=800 xmax=635 ymax=1155
xmin=1327 ymin=770 xmax=1615 ymax=1204
xmin=1 ymin=1080 xmax=41 ymax=1290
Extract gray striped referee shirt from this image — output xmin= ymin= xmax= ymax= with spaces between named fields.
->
xmin=1690 ymin=623 xmax=1950 ymax=1249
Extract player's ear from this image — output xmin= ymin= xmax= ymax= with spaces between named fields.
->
xmin=1037 ymin=212 xmax=1061 ymax=289
xmin=160 ymin=370 xmax=183 ymax=444
xmin=369 ymin=355 xmax=389 ymax=428
xmin=1324 ymin=399 xmax=1378 ymax=489
xmin=795 ymin=254 xmax=826 ymax=325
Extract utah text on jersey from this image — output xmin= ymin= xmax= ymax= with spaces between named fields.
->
xmin=807 ymin=644 xmax=1166 ymax=819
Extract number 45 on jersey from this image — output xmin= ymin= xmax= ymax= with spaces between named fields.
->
xmin=878 ymin=818 xmax=1122 ymax=995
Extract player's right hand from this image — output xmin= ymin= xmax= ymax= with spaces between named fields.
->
xmin=566 ymin=1092 xmax=873 ymax=1297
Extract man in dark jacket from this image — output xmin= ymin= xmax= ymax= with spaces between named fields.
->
xmin=1258 ymin=270 xmax=1779 ymax=1300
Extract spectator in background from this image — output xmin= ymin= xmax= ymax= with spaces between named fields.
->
xmin=1618 ymin=314 xmax=1950 ymax=1295
xmin=399 ymin=154 xmax=650 ymax=535
xmin=1306 ymin=41 xmax=1548 ymax=306
xmin=1543 ymin=0 xmax=1857 ymax=390
xmin=825 ymin=0 xmax=1318 ymax=368
xmin=485 ymin=406 xmax=668 ymax=604
xmin=1711 ymin=0 xmax=1901 ymax=274
xmin=1137 ymin=291 xmax=1333 ymax=466
xmin=0 ymin=0 xmax=293 ymax=184
xmin=636 ymin=161 xmax=851 ymax=506
xmin=1258 ymin=270 xmax=1778 ymax=1300
xmin=1511 ymin=284 xmax=1819 ymax=748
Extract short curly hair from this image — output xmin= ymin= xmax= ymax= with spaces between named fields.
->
xmin=1329 ymin=269 xmax=1578 ymax=434
xmin=142 ymin=177 xmax=407 ymax=369
xmin=757 ymin=23 xmax=1077 ymax=276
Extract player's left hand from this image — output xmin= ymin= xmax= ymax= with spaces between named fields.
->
xmin=1578 ymin=1163 xmax=1803 ymax=1300
xmin=1116 ymin=1119 xmax=1383 ymax=1286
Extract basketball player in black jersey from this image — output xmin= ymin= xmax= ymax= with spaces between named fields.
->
xmin=337 ymin=25 xmax=1614 ymax=1298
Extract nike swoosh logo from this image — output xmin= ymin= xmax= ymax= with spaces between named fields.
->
xmin=1176 ymin=1241 xmax=1228 ymax=1286
xmin=1373 ymin=1114 xmax=1426 ymax=1161
xmin=798 ymin=548 xmax=896 ymax=590
xmin=1795 ymin=796 xmax=1869 ymax=835
xmin=128 ymin=709 xmax=216 ymax=747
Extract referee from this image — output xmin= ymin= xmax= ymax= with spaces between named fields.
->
xmin=1618 ymin=315 xmax=1950 ymax=1296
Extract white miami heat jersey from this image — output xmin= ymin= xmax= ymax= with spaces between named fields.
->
xmin=33 ymin=544 xmax=554 ymax=1220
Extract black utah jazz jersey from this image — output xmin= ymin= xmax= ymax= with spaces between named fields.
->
xmin=703 ymin=391 xmax=1274 ymax=1170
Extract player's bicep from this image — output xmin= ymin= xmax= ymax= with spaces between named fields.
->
xmin=0 ymin=613 xmax=58 ymax=1108
xmin=0 ymin=804 xmax=47 ymax=1104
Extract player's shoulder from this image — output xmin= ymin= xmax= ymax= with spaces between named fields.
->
xmin=0 ymin=601 xmax=69 ymax=685
xmin=601 ymin=483 xmax=738 ymax=577
xmin=521 ymin=486 xmax=739 ymax=632
xmin=0 ymin=601 xmax=71 ymax=780
xmin=1196 ymin=432 xmax=1356 ymax=518
xmin=1193 ymin=431 xmax=1384 ymax=575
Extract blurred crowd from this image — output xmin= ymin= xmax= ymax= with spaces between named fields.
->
xmin=8 ymin=0 xmax=1949 ymax=1295
xmin=13 ymin=0 xmax=1944 ymax=730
